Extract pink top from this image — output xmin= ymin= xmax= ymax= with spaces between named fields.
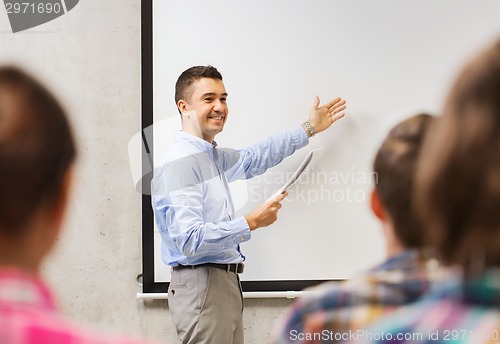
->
xmin=0 ymin=267 xmax=157 ymax=344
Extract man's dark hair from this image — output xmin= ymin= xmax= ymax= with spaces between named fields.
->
xmin=174 ymin=65 xmax=223 ymax=112
xmin=373 ymin=113 xmax=434 ymax=249
xmin=0 ymin=66 xmax=76 ymax=236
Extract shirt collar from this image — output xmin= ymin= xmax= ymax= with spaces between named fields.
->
xmin=0 ymin=267 xmax=56 ymax=311
xmin=174 ymin=131 xmax=218 ymax=153
xmin=371 ymin=249 xmax=419 ymax=272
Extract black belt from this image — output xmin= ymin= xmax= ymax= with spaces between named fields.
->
xmin=173 ymin=263 xmax=244 ymax=274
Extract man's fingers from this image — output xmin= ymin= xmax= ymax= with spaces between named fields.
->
xmin=331 ymin=104 xmax=346 ymax=115
xmin=311 ymin=96 xmax=320 ymax=110
xmin=324 ymin=97 xmax=342 ymax=109
xmin=270 ymin=191 xmax=288 ymax=204
xmin=329 ymin=99 xmax=346 ymax=111
xmin=332 ymin=112 xmax=345 ymax=123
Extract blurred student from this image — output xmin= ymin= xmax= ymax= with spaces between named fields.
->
xmin=276 ymin=113 xmax=439 ymax=343
xmin=354 ymin=39 xmax=500 ymax=344
xmin=0 ymin=67 xmax=156 ymax=344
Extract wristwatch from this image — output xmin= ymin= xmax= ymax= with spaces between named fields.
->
xmin=303 ymin=121 xmax=316 ymax=137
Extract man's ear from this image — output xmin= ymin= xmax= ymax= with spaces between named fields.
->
xmin=177 ymin=99 xmax=188 ymax=114
xmin=370 ymin=188 xmax=386 ymax=221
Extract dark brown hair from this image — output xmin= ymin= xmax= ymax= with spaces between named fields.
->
xmin=373 ymin=113 xmax=434 ymax=248
xmin=0 ymin=67 xmax=76 ymax=235
xmin=174 ymin=65 xmax=223 ymax=112
xmin=416 ymin=40 xmax=500 ymax=267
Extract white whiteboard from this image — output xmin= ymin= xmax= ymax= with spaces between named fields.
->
xmin=147 ymin=0 xmax=500 ymax=286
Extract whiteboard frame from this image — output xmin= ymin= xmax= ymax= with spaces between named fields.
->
xmin=140 ymin=0 xmax=500 ymax=294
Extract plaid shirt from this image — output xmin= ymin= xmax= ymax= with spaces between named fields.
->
xmin=354 ymin=267 xmax=500 ymax=344
xmin=0 ymin=267 xmax=156 ymax=344
xmin=276 ymin=250 xmax=441 ymax=344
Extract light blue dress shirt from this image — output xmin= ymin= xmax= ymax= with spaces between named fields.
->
xmin=151 ymin=125 xmax=308 ymax=266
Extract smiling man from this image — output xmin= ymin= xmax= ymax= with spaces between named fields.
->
xmin=177 ymin=76 xmax=228 ymax=143
xmin=151 ymin=65 xmax=346 ymax=344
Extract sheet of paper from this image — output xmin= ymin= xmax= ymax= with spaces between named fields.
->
xmin=267 ymin=148 xmax=323 ymax=201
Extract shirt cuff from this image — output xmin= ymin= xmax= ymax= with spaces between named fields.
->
xmin=292 ymin=124 xmax=310 ymax=148
xmin=232 ymin=216 xmax=252 ymax=243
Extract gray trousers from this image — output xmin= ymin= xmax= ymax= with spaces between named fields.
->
xmin=168 ymin=266 xmax=244 ymax=344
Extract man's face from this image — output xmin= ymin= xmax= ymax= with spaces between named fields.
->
xmin=179 ymin=77 xmax=228 ymax=143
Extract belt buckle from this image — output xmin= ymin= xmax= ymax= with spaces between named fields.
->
xmin=235 ymin=263 xmax=244 ymax=274
xmin=226 ymin=263 xmax=244 ymax=274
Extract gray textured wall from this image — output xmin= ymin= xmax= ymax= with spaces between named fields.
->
xmin=0 ymin=1 xmax=291 ymax=343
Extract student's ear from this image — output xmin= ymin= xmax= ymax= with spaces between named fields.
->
xmin=370 ymin=188 xmax=386 ymax=221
